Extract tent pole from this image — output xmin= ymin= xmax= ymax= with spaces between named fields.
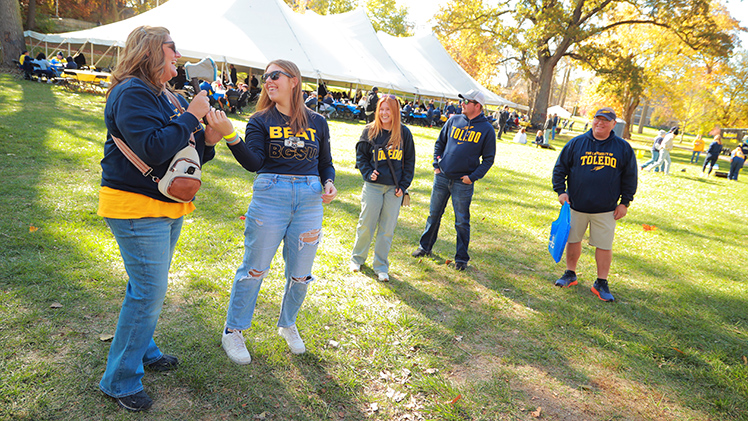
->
xmin=91 ymin=43 xmax=94 ymax=69
xmin=94 ymin=44 xmax=116 ymax=68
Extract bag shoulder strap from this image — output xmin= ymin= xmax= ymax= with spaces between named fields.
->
xmin=380 ymin=143 xmax=399 ymax=186
xmin=111 ymin=134 xmax=158 ymax=182
xmin=163 ymin=89 xmax=197 ymax=147
xmin=110 ymin=89 xmax=195 ymax=182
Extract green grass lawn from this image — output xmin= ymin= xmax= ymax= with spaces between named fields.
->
xmin=1 ymin=72 xmax=746 ymax=421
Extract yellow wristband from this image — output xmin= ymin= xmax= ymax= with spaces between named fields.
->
xmin=223 ymin=130 xmax=238 ymax=140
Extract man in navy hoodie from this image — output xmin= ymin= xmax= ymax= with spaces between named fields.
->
xmin=552 ymin=107 xmax=638 ymax=302
xmin=412 ymin=89 xmax=496 ymax=271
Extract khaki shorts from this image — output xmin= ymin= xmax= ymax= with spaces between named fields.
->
xmin=568 ymin=209 xmax=616 ymax=250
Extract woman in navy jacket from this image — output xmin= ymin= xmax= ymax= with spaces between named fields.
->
xmin=98 ymin=26 xmax=235 ymax=411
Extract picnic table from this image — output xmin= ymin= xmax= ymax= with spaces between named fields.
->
xmin=63 ymin=69 xmax=111 ymax=85
xmin=333 ymin=102 xmax=361 ymax=120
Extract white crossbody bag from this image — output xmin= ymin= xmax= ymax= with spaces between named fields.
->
xmin=111 ymin=90 xmax=202 ymax=203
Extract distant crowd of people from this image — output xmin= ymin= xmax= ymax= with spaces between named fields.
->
xmin=18 ymin=50 xmax=87 ymax=82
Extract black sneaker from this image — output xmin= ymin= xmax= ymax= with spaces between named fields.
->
xmin=455 ymin=262 xmax=467 ymax=271
xmin=146 ymin=354 xmax=178 ymax=372
xmin=412 ymin=248 xmax=431 ymax=257
xmin=116 ymin=390 xmax=153 ymax=412
xmin=554 ymin=270 xmax=578 ymax=288
xmin=591 ymin=278 xmax=615 ymax=302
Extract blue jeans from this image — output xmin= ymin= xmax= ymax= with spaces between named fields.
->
xmin=99 ymin=216 xmax=183 ymax=398
xmin=418 ymin=172 xmax=474 ymax=263
xmin=690 ymin=151 xmax=701 ymax=164
xmin=351 ymin=182 xmax=402 ymax=274
xmin=640 ymin=150 xmax=660 ymax=171
xmin=226 ymin=174 xmax=324 ymax=330
xmin=644 ymin=150 xmax=670 ymax=174
xmin=729 ymin=157 xmax=744 ymax=180
xmin=703 ymin=154 xmax=719 ymax=174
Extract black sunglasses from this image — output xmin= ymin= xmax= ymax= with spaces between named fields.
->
xmin=162 ymin=41 xmax=177 ymax=53
xmin=262 ymin=70 xmax=294 ymax=82
xmin=466 ymin=100 xmax=479 ymax=105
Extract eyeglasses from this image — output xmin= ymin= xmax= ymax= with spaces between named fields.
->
xmin=466 ymin=100 xmax=479 ymax=105
xmin=262 ymin=70 xmax=294 ymax=82
xmin=162 ymin=41 xmax=177 ymax=53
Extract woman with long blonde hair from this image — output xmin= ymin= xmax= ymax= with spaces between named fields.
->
xmin=98 ymin=25 xmax=235 ymax=411
xmin=350 ymin=95 xmax=416 ymax=281
xmin=221 ymin=59 xmax=337 ymax=364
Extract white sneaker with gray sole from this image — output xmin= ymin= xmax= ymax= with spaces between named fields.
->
xmin=222 ymin=329 xmax=252 ymax=365
xmin=278 ymin=325 xmax=306 ymax=354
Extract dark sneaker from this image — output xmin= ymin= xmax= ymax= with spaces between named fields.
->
xmin=554 ymin=270 xmax=578 ymax=288
xmin=146 ymin=354 xmax=178 ymax=372
xmin=455 ymin=262 xmax=467 ymax=271
xmin=116 ymin=390 xmax=153 ymax=412
xmin=411 ymin=248 xmax=431 ymax=257
xmin=591 ymin=278 xmax=615 ymax=302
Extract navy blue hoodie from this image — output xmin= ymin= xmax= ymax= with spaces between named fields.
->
xmin=101 ymin=78 xmax=215 ymax=202
xmin=552 ymin=129 xmax=638 ymax=213
xmin=433 ymin=112 xmax=496 ymax=181
xmin=355 ymin=125 xmax=416 ymax=191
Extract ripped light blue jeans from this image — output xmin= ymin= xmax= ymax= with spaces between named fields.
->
xmin=226 ymin=174 xmax=324 ymax=330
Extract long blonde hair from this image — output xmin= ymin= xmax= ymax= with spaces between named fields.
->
xmin=108 ymin=26 xmax=171 ymax=97
xmin=256 ymin=59 xmax=308 ymax=135
xmin=367 ymin=95 xmax=402 ymax=149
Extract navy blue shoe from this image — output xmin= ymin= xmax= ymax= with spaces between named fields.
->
xmin=455 ymin=262 xmax=467 ymax=271
xmin=591 ymin=278 xmax=615 ymax=302
xmin=554 ymin=270 xmax=578 ymax=288
xmin=146 ymin=354 xmax=178 ymax=372
xmin=116 ymin=390 xmax=153 ymax=412
xmin=411 ymin=248 xmax=431 ymax=258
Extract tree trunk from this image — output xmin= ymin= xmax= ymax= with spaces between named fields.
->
xmin=0 ymin=0 xmax=26 ymax=67
xmin=26 ymin=0 xmax=36 ymax=30
xmin=559 ymin=63 xmax=571 ymax=108
xmin=622 ymin=97 xmax=640 ymax=140
xmin=637 ymin=99 xmax=649 ymax=134
xmin=530 ymin=58 xmax=556 ymax=128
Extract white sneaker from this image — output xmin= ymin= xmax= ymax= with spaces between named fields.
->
xmin=222 ymin=329 xmax=252 ymax=364
xmin=377 ymin=272 xmax=389 ymax=282
xmin=349 ymin=262 xmax=361 ymax=272
xmin=278 ymin=325 xmax=306 ymax=354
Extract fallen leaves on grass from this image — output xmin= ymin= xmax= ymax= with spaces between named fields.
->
xmin=531 ymin=406 xmax=542 ymax=417
xmin=445 ymin=259 xmax=452 ymax=265
xmin=50 ymin=302 xmax=63 ymax=308
xmin=368 ymin=402 xmax=379 ymax=412
xmin=29 ymin=225 xmax=39 ymax=233
xmin=99 ymin=333 xmax=114 ymax=341
xmin=448 ymin=394 xmax=461 ymax=404
xmin=386 ymin=387 xmax=407 ymax=402
xmin=743 ymin=356 xmax=747 ymax=365
xmin=424 ymin=368 xmax=439 ymax=375
xmin=642 ymin=224 xmax=657 ymax=231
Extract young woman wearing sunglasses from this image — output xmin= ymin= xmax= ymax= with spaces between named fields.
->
xmin=349 ymin=95 xmax=415 ymax=281
xmin=221 ymin=60 xmax=337 ymax=364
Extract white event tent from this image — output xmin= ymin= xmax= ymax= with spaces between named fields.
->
xmin=24 ymin=0 xmax=520 ymax=107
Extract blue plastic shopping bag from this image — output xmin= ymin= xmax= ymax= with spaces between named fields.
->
xmin=548 ymin=202 xmax=570 ymax=263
